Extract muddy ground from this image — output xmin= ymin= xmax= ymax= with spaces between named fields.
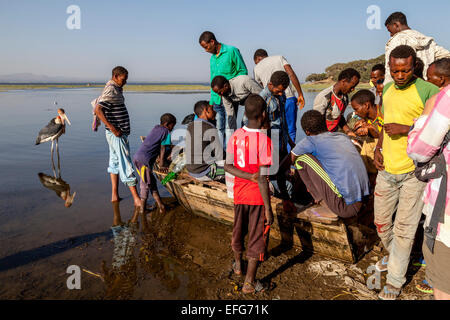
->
xmin=0 ymin=198 xmax=433 ymax=300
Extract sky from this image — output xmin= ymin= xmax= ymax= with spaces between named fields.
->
xmin=1 ymin=0 xmax=450 ymax=82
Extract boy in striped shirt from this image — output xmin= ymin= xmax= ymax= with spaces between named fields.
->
xmin=94 ymin=66 xmax=141 ymax=210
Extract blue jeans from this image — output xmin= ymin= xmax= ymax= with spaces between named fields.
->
xmin=213 ymin=103 xmax=226 ymax=148
xmin=285 ymin=97 xmax=298 ymax=152
xmin=105 ymin=130 xmax=137 ymax=187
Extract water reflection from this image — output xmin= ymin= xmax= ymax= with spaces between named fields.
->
xmin=37 ymin=150 xmax=76 ymax=208
xmin=101 ymin=201 xmax=185 ymax=299
xmin=101 ymin=203 xmax=139 ymax=299
xmin=139 ymin=204 xmax=183 ymax=294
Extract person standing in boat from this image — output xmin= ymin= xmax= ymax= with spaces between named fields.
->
xmin=185 ymin=101 xmax=225 ymax=182
xmin=373 ymin=45 xmax=440 ymax=300
xmin=225 ymin=94 xmax=273 ymax=294
xmin=312 ymin=68 xmax=360 ymax=135
xmin=199 ymin=31 xmax=248 ymax=147
xmin=383 ymin=12 xmax=450 ymax=84
xmin=253 ymin=49 xmax=305 ymax=152
xmin=290 ymin=110 xmax=370 ymax=219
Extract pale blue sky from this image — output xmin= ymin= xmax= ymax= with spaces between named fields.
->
xmin=1 ymin=0 xmax=450 ymax=82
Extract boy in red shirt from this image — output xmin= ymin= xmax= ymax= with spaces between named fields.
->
xmin=225 ymin=94 xmax=273 ymax=294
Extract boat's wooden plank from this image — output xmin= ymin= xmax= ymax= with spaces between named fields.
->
xmin=155 ymin=171 xmax=375 ymax=263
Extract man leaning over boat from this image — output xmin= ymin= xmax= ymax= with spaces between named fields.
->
xmin=185 ymin=100 xmax=225 ymax=182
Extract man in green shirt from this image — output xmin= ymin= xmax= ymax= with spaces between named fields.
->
xmin=199 ymin=31 xmax=248 ymax=146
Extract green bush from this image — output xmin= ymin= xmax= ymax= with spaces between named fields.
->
xmin=307 ymin=54 xmax=385 ymax=83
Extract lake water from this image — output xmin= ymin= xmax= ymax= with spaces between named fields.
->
xmin=0 ymin=88 xmax=320 ymax=299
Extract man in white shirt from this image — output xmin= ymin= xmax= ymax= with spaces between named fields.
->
xmin=384 ymin=12 xmax=450 ymax=83
xmin=253 ymin=49 xmax=305 ymax=151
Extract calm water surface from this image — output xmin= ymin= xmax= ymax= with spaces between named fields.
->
xmin=0 ymin=88 xmax=319 ymax=298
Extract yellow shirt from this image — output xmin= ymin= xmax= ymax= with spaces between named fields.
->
xmin=382 ymin=78 xmax=439 ymax=174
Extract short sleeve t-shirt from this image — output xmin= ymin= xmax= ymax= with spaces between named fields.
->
xmin=254 ymin=55 xmax=296 ymax=98
xmin=98 ymin=81 xmax=131 ymax=136
xmin=312 ymin=86 xmax=348 ymax=132
xmin=291 ymin=132 xmax=370 ymax=205
xmin=382 ymin=78 xmax=440 ymax=174
xmin=226 ymin=127 xmax=273 ymax=205
xmin=133 ymin=125 xmax=170 ymax=166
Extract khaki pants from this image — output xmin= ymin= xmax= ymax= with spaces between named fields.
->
xmin=374 ymin=170 xmax=426 ymax=288
xmin=360 ymin=139 xmax=378 ymax=174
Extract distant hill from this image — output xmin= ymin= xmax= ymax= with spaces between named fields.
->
xmin=0 ymin=73 xmax=88 ymax=83
xmin=306 ymin=55 xmax=385 ymax=83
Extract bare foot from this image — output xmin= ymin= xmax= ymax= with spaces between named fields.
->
xmin=158 ymin=203 xmax=166 ymax=214
xmin=140 ymin=198 xmax=147 ymax=213
xmin=130 ymin=207 xmax=140 ymax=224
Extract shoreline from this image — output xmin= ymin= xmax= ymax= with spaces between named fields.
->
xmin=0 ymin=83 xmax=371 ymax=93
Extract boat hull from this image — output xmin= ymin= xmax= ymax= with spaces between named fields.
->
xmin=154 ymin=171 xmax=378 ymax=263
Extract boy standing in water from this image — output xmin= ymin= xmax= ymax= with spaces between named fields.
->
xmin=225 ymin=94 xmax=273 ymax=294
xmin=94 ymin=66 xmax=141 ymax=208
xmin=133 ymin=113 xmax=177 ymax=213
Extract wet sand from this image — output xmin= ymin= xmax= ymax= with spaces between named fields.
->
xmin=0 ymin=198 xmax=432 ymax=300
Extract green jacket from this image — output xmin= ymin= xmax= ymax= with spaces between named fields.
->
xmin=209 ymin=43 xmax=248 ymax=105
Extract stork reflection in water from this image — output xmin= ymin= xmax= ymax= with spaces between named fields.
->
xmin=37 ymin=147 xmax=76 ymax=208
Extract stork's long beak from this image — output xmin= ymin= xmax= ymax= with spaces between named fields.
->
xmin=63 ymin=113 xmax=71 ymax=125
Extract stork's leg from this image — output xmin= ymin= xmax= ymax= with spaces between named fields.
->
xmin=56 ymin=139 xmax=61 ymax=178
xmin=51 ymin=155 xmax=57 ymax=178
xmin=51 ymin=140 xmax=54 ymax=160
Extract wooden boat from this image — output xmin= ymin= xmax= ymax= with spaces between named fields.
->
xmin=154 ymin=170 xmax=379 ymax=263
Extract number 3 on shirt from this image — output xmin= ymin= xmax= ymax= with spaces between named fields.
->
xmin=237 ymin=148 xmax=245 ymax=167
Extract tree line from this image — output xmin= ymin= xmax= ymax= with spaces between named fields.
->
xmin=305 ymin=54 xmax=385 ymax=83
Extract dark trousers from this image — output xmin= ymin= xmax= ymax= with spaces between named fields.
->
xmin=296 ymin=154 xmax=362 ymax=219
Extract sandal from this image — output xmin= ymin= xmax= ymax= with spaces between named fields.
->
xmin=412 ymin=257 xmax=427 ymax=267
xmin=375 ymin=255 xmax=389 ymax=272
xmin=416 ymin=279 xmax=433 ymax=294
xmin=378 ymin=285 xmax=401 ymax=300
xmin=242 ymin=280 xmax=268 ymax=294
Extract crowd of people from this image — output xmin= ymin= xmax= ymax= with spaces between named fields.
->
xmin=92 ymin=11 xmax=450 ymax=300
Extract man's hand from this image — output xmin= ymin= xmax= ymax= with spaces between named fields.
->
xmin=384 ymin=123 xmax=410 ymax=137
xmin=265 ymin=206 xmax=274 ymax=226
xmin=297 ymin=95 xmax=305 ymax=109
xmin=353 ymin=120 xmax=370 ymax=136
xmin=374 ymin=148 xmax=385 ymax=171
xmin=159 ymin=166 xmax=169 ymax=174
xmin=110 ymin=126 xmax=122 ymax=137
xmin=347 ymin=131 xmax=357 ymax=137
xmin=250 ymin=171 xmax=260 ymax=183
